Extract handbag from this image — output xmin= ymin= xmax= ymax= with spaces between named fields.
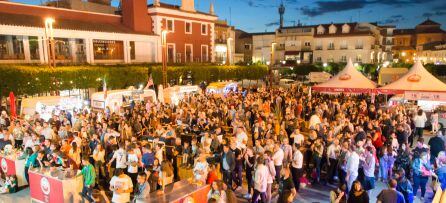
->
xmin=421 ymin=165 xmax=431 ymax=177
xmin=432 ymin=179 xmax=442 ymax=203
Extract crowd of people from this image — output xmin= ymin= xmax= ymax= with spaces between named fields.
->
xmin=0 ymin=85 xmax=446 ymax=203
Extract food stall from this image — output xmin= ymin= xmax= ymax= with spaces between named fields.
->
xmin=29 ymin=168 xmax=83 ymax=203
xmin=90 ymin=87 xmax=157 ymax=112
xmin=206 ymin=82 xmax=238 ymax=95
xmin=163 ymin=85 xmax=200 ymax=105
xmin=0 ymin=150 xmax=27 ymax=187
xmin=20 ymin=96 xmax=85 ymax=121
xmin=147 ymin=179 xmax=210 ymax=203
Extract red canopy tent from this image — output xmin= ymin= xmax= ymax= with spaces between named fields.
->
xmin=312 ymin=59 xmax=376 ymax=94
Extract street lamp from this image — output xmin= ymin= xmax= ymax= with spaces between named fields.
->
xmin=226 ymin=37 xmax=233 ymax=65
xmin=44 ymin=17 xmax=55 ymax=69
xmin=268 ymin=42 xmax=277 ymax=88
xmin=161 ymin=30 xmax=168 ymax=87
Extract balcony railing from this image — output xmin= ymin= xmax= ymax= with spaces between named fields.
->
xmin=315 ymin=46 xmax=322 ymax=50
xmin=340 ymin=46 xmax=348 ymax=50
xmin=327 ymin=46 xmax=335 ymax=50
xmin=355 ymin=46 xmax=363 ymax=49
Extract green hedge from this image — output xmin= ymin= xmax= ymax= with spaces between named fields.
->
xmin=0 ymin=64 xmax=267 ymax=97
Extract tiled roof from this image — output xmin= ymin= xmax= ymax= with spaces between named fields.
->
xmin=0 ymin=12 xmax=151 ymax=35
xmin=148 ymin=2 xmax=216 ymax=17
xmin=418 ymin=19 xmax=441 ymax=26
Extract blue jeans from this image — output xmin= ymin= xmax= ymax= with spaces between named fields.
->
xmin=314 ymin=156 xmax=322 ymax=182
xmin=252 ymin=189 xmax=267 ymax=203
xmin=413 ymin=175 xmax=429 ymax=197
xmin=81 ymin=184 xmax=95 ymax=202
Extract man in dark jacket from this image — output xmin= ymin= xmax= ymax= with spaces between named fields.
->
xmin=221 ymin=144 xmax=235 ymax=187
xmin=428 ymin=132 xmax=445 ymax=163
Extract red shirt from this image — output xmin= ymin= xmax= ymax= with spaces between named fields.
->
xmin=206 ymin=171 xmax=218 ymax=185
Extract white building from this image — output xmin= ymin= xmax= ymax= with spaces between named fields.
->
xmin=252 ymin=32 xmax=276 ymax=64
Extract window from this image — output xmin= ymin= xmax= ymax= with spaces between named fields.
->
xmin=316 ymin=57 xmax=322 ymax=62
xmin=75 ymin=39 xmax=86 ymax=63
xmin=167 ymin=44 xmax=175 ymax=63
xmin=167 ymin=19 xmax=174 ymax=32
xmin=340 ymin=40 xmax=347 ymax=49
xmin=0 ymin=35 xmax=24 ymax=60
xmin=201 ymin=45 xmax=208 ymax=62
xmin=130 ymin=41 xmax=135 ymax=60
xmin=28 ymin=36 xmax=40 ymax=60
xmin=244 ymin=44 xmax=251 ymax=50
xmin=328 ymin=42 xmax=335 ymax=50
xmin=93 ymin=39 xmax=124 ymax=60
xmin=356 ymin=55 xmax=362 ymax=62
xmin=355 ymin=40 xmax=363 ymax=49
xmin=315 ymin=40 xmax=322 ymax=50
xmin=54 ymin=38 xmax=72 ymax=60
xmin=185 ymin=44 xmax=193 ymax=63
xmin=328 ymin=56 xmax=334 ymax=62
xmin=341 ymin=56 xmax=347 ymax=62
xmin=185 ymin=22 xmax=192 ymax=34
xmin=201 ymin=24 xmax=207 ymax=35
xmin=329 ymin=25 xmax=337 ymax=34
xmin=304 ymin=41 xmax=311 ymax=47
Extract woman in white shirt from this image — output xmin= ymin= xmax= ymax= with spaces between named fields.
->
xmin=291 ymin=143 xmax=303 ymax=192
xmin=92 ymin=144 xmax=105 ymax=185
xmin=127 ymin=147 xmax=139 ymax=187
xmin=110 ymin=169 xmax=133 ymax=203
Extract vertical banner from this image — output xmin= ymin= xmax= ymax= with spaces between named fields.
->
xmin=29 ymin=172 xmax=63 ymax=203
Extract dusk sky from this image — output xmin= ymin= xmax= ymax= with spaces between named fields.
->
xmin=11 ymin=0 xmax=446 ymax=32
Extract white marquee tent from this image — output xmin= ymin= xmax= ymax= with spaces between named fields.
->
xmin=312 ymin=59 xmax=376 ymax=93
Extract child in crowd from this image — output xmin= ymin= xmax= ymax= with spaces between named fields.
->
xmin=299 ymin=172 xmax=311 ymax=188
xmin=0 ymin=175 xmax=17 ymax=194
xmin=182 ymin=142 xmax=191 ymax=168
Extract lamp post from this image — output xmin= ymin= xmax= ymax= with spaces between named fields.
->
xmin=161 ymin=30 xmax=168 ymax=87
xmin=45 ymin=17 xmax=55 ymax=69
xmin=226 ymin=37 xmax=233 ymax=65
xmin=268 ymin=42 xmax=277 ymax=87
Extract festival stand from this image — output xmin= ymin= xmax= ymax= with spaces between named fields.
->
xmin=0 ymin=153 xmax=27 ymax=187
xmin=147 ymin=179 xmax=210 ymax=203
xmin=29 ymin=169 xmax=83 ymax=203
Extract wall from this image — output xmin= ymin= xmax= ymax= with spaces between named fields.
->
xmin=312 ymin=35 xmax=375 ymax=63
xmin=252 ymin=34 xmax=275 ymax=63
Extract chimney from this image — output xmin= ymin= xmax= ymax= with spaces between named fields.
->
xmin=180 ymin=0 xmax=195 ymax=12
xmin=121 ymin=0 xmax=152 ymax=34
xmin=209 ymin=2 xmax=214 ymax=15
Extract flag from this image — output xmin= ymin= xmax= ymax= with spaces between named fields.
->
xmin=145 ymin=74 xmax=154 ymax=89
xmin=103 ymin=77 xmax=107 ymax=99
xmin=9 ymin=92 xmax=16 ymax=119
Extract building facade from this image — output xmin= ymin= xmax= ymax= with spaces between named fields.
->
xmin=214 ymin=20 xmax=235 ymax=64
xmin=148 ymin=0 xmax=218 ymax=63
xmin=393 ymin=19 xmax=446 ymax=63
xmin=234 ymin=29 xmax=253 ymax=64
xmin=250 ymin=22 xmax=394 ymax=65
xmin=417 ymin=42 xmax=446 ymax=64
xmin=0 ymin=0 xmax=221 ymax=65
xmin=252 ymin=32 xmax=276 ymax=64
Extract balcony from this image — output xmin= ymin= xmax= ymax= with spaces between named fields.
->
xmin=315 ymin=46 xmax=322 ymax=50
xmin=327 ymin=46 xmax=335 ymax=50
xmin=215 ymin=39 xmax=227 ymax=44
xmin=355 ymin=46 xmax=363 ymax=50
xmin=340 ymin=46 xmax=348 ymax=50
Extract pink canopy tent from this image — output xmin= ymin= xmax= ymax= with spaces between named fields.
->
xmin=377 ymin=60 xmax=446 ymax=101
xmin=312 ymin=59 xmax=376 ymax=94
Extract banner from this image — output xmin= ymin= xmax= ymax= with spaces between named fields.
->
xmin=0 ymin=157 xmax=16 ymax=175
xmin=29 ymin=172 xmax=64 ymax=203
xmin=404 ymin=91 xmax=446 ymax=101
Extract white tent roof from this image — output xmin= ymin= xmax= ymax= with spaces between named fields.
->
xmin=378 ymin=60 xmax=446 ymax=93
xmin=313 ymin=59 xmax=376 ymax=93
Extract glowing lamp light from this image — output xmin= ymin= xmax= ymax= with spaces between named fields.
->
xmin=354 ymin=63 xmax=359 ymax=67
xmin=323 ymin=63 xmax=328 ymax=67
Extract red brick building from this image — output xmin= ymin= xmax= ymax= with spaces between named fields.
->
xmin=148 ymin=0 xmax=218 ymax=63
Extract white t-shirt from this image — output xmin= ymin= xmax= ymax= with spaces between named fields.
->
xmin=127 ymin=153 xmax=139 ymax=174
xmin=236 ymin=132 xmax=248 ymax=149
xmin=293 ymin=133 xmax=304 ymax=145
xmin=113 ymin=149 xmax=127 ymax=169
xmin=272 ymin=148 xmax=284 ymax=166
xmin=110 ymin=175 xmax=133 ymax=203
xmin=292 ymin=150 xmax=303 ymax=169
xmin=346 ymin=151 xmax=360 ymax=176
